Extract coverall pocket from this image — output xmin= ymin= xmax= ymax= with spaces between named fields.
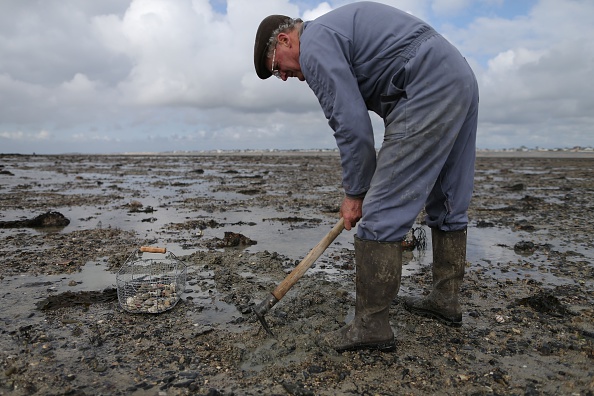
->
xmin=380 ymin=65 xmax=407 ymax=116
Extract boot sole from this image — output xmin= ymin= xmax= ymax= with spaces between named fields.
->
xmin=404 ymin=305 xmax=462 ymax=328
xmin=335 ymin=340 xmax=396 ymax=353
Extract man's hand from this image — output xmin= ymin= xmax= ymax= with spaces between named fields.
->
xmin=340 ymin=196 xmax=363 ymax=230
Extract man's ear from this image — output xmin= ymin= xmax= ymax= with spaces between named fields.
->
xmin=277 ymin=32 xmax=290 ymax=47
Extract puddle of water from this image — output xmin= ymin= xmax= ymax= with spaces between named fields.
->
xmin=0 ymin=260 xmax=117 ymax=319
xmin=124 ymin=220 xmax=594 ymax=291
xmin=2 ymin=223 xmax=591 ymax=334
xmin=511 ymin=168 xmax=551 ymax=175
xmin=0 ymin=257 xmax=250 ymax=330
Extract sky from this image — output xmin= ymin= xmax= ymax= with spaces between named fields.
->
xmin=1 ymin=0 xmax=593 ymax=154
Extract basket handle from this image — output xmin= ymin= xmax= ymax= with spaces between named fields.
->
xmin=139 ymin=246 xmax=167 ymax=254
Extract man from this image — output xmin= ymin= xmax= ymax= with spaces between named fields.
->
xmin=254 ymin=1 xmax=478 ymax=352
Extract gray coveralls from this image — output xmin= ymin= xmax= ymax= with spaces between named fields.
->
xmin=299 ymin=1 xmax=479 ymax=242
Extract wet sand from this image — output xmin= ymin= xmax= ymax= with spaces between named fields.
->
xmin=0 ymin=152 xmax=593 ymax=395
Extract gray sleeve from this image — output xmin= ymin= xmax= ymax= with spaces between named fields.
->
xmin=300 ymin=25 xmax=376 ymax=197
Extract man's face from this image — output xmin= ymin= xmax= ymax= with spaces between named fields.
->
xmin=269 ymin=33 xmax=305 ymax=81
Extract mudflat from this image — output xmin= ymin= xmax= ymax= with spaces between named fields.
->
xmin=0 ymin=152 xmax=592 ymax=395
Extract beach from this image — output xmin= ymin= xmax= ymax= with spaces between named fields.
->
xmin=0 ymin=152 xmax=592 ymax=395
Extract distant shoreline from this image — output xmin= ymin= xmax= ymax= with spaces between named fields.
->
xmin=476 ymin=150 xmax=594 ymax=159
xmin=1 ymin=149 xmax=593 ymax=159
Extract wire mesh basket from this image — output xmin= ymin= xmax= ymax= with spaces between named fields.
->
xmin=116 ymin=246 xmax=187 ymax=314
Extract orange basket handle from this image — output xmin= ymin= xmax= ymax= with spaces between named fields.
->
xmin=139 ymin=246 xmax=167 ymax=254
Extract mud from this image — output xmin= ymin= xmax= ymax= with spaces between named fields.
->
xmin=0 ymin=152 xmax=593 ymax=395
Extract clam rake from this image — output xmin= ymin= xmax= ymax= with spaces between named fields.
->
xmin=252 ymin=218 xmax=345 ymax=336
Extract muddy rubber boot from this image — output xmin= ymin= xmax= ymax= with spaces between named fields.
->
xmin=403 ymin=228 xmax=466 ymax=327
xmin=322 ymin=236 xmax=402 ymax=352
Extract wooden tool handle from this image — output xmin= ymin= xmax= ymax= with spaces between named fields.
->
xmin=271 ymin=218 xmax=345 ymax=300
xmin=140 ymin=246 xmax=167 ymax=254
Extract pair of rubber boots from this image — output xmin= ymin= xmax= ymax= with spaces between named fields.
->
xmin=323 ymin=228 xmax=466 ymax=352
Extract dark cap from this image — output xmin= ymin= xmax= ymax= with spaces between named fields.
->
xmin=254 ymin=14 xmax=292 ymax=79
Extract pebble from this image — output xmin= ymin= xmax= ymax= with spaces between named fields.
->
xmin=179 ymin=371 xmax=199 ymax=379
xmin=172 ymin=379 xmax=194 ymax=388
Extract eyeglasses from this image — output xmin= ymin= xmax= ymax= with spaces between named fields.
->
xmin=271 ymin=46 xmax=281 ymax=79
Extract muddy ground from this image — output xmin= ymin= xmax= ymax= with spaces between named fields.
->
xmin=0 ymin=151 xmax=592 ymax=396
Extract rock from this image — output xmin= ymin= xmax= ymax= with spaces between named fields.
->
xmin=217 ymin=232 xmax=257 ymax=248
xmin=514 ymin=240 xmax=536 ymax=254
xmin=0 ymin=211 xmax=70 ymax=228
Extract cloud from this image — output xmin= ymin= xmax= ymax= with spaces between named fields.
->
xmin=431 ymin=0 xmax=473 ymax=16
xmin=0 ymin=0 xmax=593 ymax=153
xmin=440 ymin=0 xmax=594 ymax=148
xmin=302 ymin=2 xmax=333 ymax=20
xmin=0 ymin=129 xmax=52 ymax=141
